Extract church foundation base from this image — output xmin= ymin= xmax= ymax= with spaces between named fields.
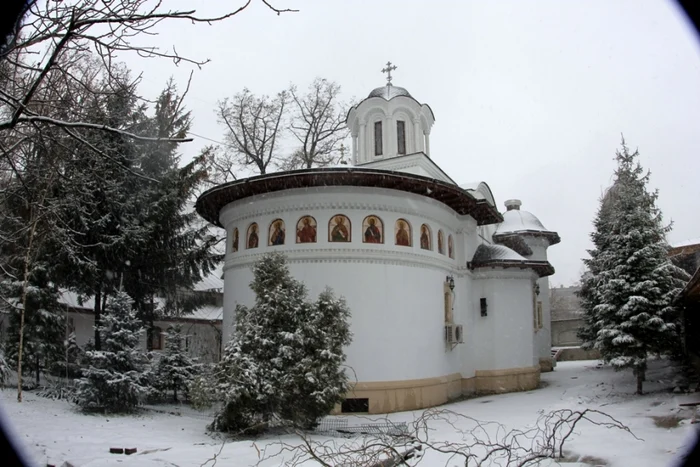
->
xmin=539 ymin=357 xmax=555 ymax=373
xmin=333 ymin=366 xmax=541 ymax=414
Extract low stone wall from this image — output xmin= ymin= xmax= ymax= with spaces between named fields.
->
xmin=556 ymin=347 xmax=600 ymax=362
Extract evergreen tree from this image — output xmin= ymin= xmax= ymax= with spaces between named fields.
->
xmin=212 ymin=253 xmax=352 ymax=433
xmin=152 ymin=324 xmax=198 ymax=402
xmin=2 ymin=262 xmax=65 ymax=386
xmin=75 ymin=291 xmax=147 ymax=412
xmin=577 ymin=139 xmax=689 ymax=393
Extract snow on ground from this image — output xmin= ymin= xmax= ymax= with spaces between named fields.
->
xmin=1 ymin=360 xmax=698 ymax=466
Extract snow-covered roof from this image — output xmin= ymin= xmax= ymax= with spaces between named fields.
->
xmin=472 ymin=244 xmax=528 ymax=263
xmin=368 ymin=84 xmax=412 ymax=99
xmin=193 ymin=265 xmax=223 ymax=291
xmin=186 ymin=304 xmax=223 ymax=321
xmin=58 ymin=290 xmax=222 ymax=322
xmin=493 ymin=200 xmax=560 ymax=245
xmin=671 ymin=237 xmax=700 ymax=249
xmin=469 ymin=243 xmax=555 ymax=277
xmin=459 ymin=181 xmax=497 ymax=207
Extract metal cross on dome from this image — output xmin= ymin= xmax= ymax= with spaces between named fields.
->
xmin=381 ymin=61 xmax=397 ymax=85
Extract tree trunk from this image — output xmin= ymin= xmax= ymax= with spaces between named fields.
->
xmin=35 ymin=355 xmax=40 ymax=386
xmin=173 ymin=384 xmax=178 ymax=403
xmin=636 ymin=369 xmax=644 ymax=395
xmin=17 ymin=204 xmax=41 ymax=402
xmin=94 ymin=287 xmax=101 ymax=350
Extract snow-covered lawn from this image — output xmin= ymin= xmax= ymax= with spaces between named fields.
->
xmin=1 ymin=360 xmax=697 ymax=466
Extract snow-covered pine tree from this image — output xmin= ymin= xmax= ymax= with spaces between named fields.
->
xmin=277 ymin=288 xmax=352 ymax=428
xmin=578 ymin=139 xmax=689 ymax=393
xmin=3 ymin=263 xmax=65 ymax=387
xmin=75 ymin=291 xmax=147 ymax=412
xmin=152 ymin=324 xmax=198 ymax=402
xmin=51 ymin=332 xmax=83 ymax=379
xmin=212 ymin=253 xmax=352 ymax=433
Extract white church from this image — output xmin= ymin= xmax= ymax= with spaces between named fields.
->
xmin=196 ymin=65 xmax=560 ymax=414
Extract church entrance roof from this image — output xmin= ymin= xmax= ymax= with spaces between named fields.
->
xmin=196 ymin=168 xmax=503 ymax=227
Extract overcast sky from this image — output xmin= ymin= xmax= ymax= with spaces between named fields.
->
xmin=128 ymin=0 xmax=700 ymax=287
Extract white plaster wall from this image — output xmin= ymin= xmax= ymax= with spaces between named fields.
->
xmin=535 ymin=276 xmax=552 ymax=360
xmin=221 ymin=187 xmax=464 ymax=382
xmin=523 ymin=237 xmax=553 ymax=362
xmin=462 ymin=270 xmax=538 ymax=375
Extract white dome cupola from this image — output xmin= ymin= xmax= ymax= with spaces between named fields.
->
xmin=346 ymin=62 xmax=435 ymax=165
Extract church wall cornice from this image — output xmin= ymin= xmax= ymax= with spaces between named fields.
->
xmin=223 ymin=247 xmax=464 ymax=274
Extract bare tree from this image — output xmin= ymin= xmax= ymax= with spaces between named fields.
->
xmin=0 ymin=0 xmax=294 ymax=139
xmin=216 ymin=89 xmax=288 ymax=176
xmin=253 ymin=408 xmax=640 ymax=467
xmin=286 ymin=78 xmax=349 ymax=170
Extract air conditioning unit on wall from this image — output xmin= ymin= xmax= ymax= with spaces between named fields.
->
xmin=455 ymin=324 xmax=464 ymax=343
xmin=445 ymin=324 xmax=464 ymax=345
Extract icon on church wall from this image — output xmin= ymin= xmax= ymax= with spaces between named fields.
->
xmin=232 ymin=227 xmax=239 ymax=253
xmin=420 ymin=224 xmax=431 ymax=250
xmin=363 ymin=215 xmax=383 ymax=243
xmin=247 ymin=223 xmax=259 ymax=249
xmin=296 ymin=216 xmax=317 ymax=243
xmin=269 ymin=219 xmax=286 ymax=246
xmin=329 ymin=215 xmax=351 ymax=242
xmin=395 ymin=219 xmax=411 ymax=247
xmin=448 ymin=235 xmax=454 ymax=259
xmin=438 ymin=230 xmax=445 ymax=255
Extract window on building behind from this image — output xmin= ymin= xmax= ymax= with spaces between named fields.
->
xmin=397 ymin=120 xmax=406 ymax=155
xmin=374 ymin=121 xmax=383 ymax=156
xmin=151 ymin=326 xmax=163 ymax=350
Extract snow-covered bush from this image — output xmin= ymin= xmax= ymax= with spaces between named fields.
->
xmin=75 ymin=291 xmax=147 ymax=412
xmin=0 ymin=349 xmax=11 ymax=385
xmin=37 ymin=378 xmax=78 ymax=403
xmin=151 ymin=325 xmax=199 ymax=402
xmin=211 ymin=253 xmax=352 ymax=433
xmin=188 ymin=367 xmax=216 ymax=410
xmin=49 ymin=332 xmax=83 ymax=379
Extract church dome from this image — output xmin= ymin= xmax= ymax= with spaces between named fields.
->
xmin=494 ymin=199 xmax=561 ymax=245
xmin=368 ymin=84 xmax=412 ymax=100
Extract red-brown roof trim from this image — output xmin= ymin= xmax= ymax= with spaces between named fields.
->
xmin=196 ymin=168 xmax=503 ymax=227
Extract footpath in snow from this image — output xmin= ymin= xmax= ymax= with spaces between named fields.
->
xmin=0 ymin=359 xmax=698 ymax=466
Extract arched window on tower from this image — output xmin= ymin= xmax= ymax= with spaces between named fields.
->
xmin=374 ymin=121 xmax=383 ymax=156
xmin=397 ymin=120 xmax=406 ymax=155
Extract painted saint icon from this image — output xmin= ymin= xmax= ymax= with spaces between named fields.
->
xmin=247 ymin=223 xmax=259 ymax=249
xmin=363 ymin=215 xmax=383 ymax=244
xmin=232 ymin=227 xmax=239 ymax=253
xmin=438 ymin=230 xmax=445 ymax=255
xmin=420 ymin=224 xmax=431 ymax=250
xmin=329 ymin=215 xmax=351 ymax=242
xmin=395 ymin=219 xmax=411 ymax=246
xmin=448 ymin=234 xmax=454 ymax=259
xmin=269 ymin=219 xmax=286 ymax=246
xmin=296 ymin=216 xmax=317 ymax=243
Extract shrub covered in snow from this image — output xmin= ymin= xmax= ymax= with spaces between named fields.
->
xmin=187 ymin=364 xmax=216 ymax=410
xmin=211 ymin=253 xmax=352 ymax=433
xmin=0 ymin=349 xmax=10 ymax=385
xmin=151 ymin=324 xmax=199 ymax=402
xmin=75 ymin=291 xmax=148 ymax=412
xmin=577 ymin=139 xmax=689 ymax=393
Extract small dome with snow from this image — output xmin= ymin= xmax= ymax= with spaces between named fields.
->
xmin=367 ymin=84 xmax=413 ymax=100
xmin=493 ymin=199 xmax=560 ymax=244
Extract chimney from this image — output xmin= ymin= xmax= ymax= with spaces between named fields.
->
xmin=504 ymin=199 xmax=522 ymax=211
